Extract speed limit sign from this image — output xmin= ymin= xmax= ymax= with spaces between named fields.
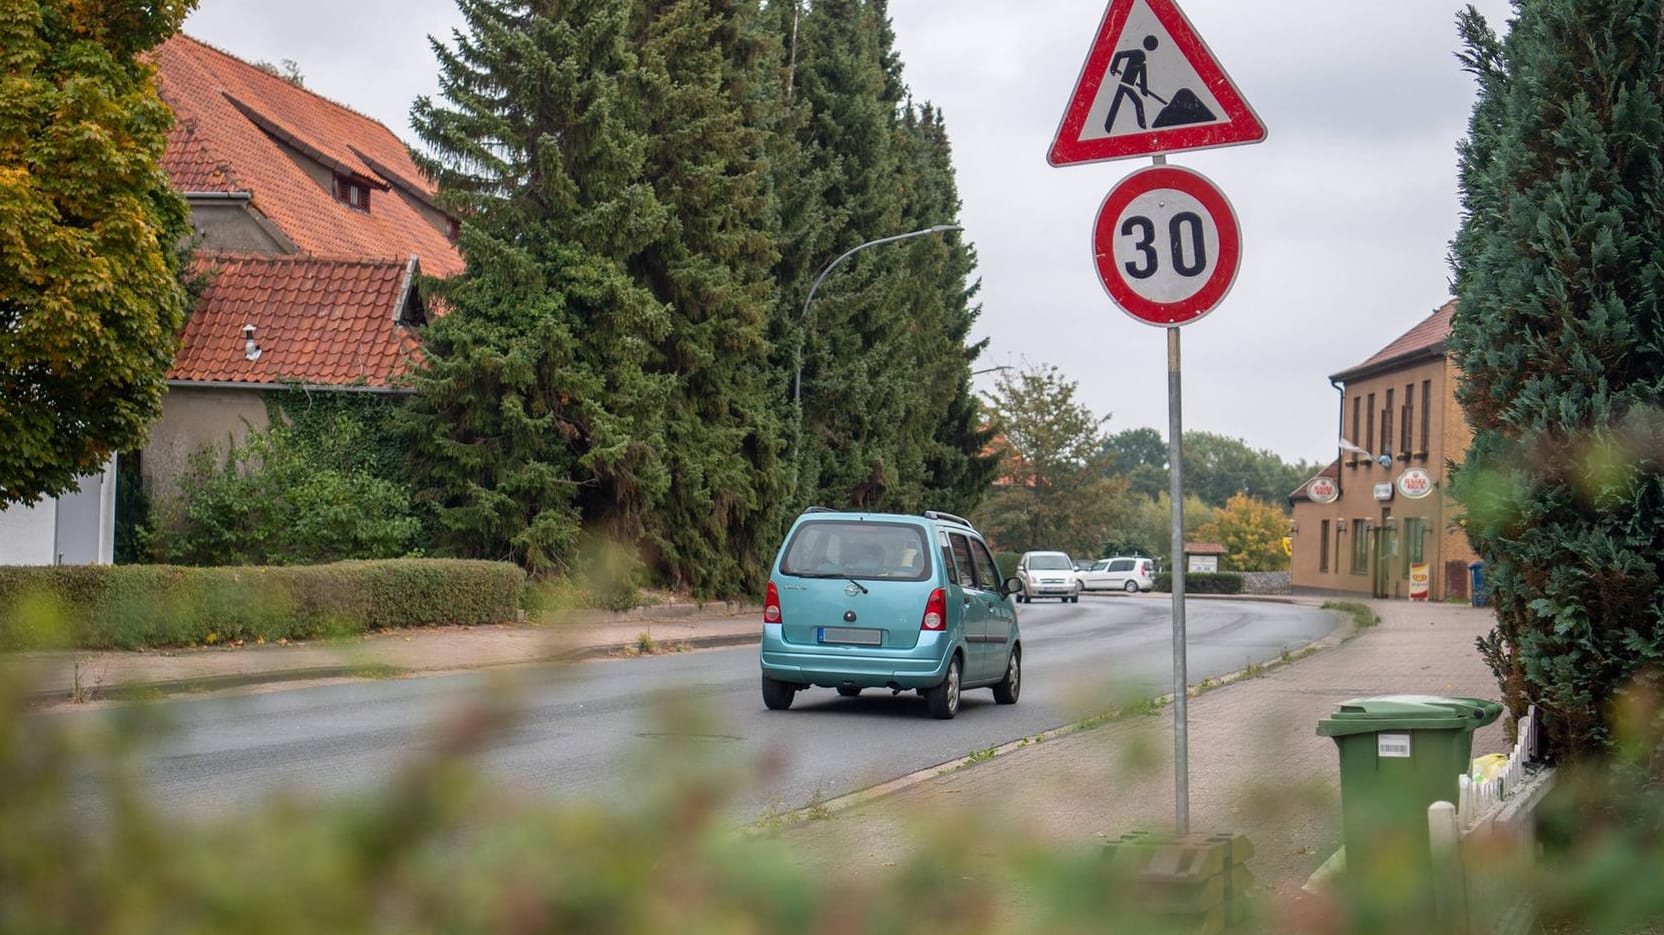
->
xmin=1092 ymin=164 xmax=1241 ymax=327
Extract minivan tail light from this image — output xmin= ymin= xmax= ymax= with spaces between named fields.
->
xmin=764 ymin=581 xmax=782 ymax=624
xmin=920 ymin=587 xmax=947 ymax=631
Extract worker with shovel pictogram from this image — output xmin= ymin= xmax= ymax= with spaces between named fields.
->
xmin=1105 ymin=35 xmax=1217 ymax=134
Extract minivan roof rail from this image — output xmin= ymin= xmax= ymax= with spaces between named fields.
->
xmin=923 ymin=510 xmax=974 ymax=529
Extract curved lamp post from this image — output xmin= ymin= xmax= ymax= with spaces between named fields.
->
xmin=791 ymin=224 xmax=962 ymax=500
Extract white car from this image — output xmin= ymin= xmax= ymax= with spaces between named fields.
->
xmin=1079 ymin=556 xmax=1156 ymax=593
xmin=1015 ymin=551 xmax=1081 ymax=603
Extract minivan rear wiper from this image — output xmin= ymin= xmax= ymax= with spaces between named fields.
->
xmin=787 ymin=571 xmax=870 ymax=593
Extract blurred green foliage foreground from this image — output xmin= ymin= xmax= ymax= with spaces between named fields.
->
xmin=2 ymin=630 xmax=1662 ymax=933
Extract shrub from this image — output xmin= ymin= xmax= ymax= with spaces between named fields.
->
xmin=152 ymin=414 xmax=419 ymax=566
xmin=1152 ymin=572 xmax=1243 ymax=595
xmin=0 ymin=560 xmax=525 ymax=650
xmin=994 ymin=551 xmax=1019 ymax=583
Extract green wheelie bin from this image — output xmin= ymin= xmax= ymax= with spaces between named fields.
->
xmin=1317 ymin=695 xmax=1503 ymax=905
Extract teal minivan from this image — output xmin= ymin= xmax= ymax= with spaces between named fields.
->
xmin=759 ymin=509 xmax=1023 ymax=719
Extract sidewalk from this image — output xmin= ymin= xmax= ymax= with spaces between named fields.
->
xmin=6 ymin=604 xmax=764 ymax=704
xmin=774 ymin=600 xmax=1508 ymax=920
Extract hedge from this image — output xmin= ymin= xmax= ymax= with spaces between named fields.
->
xmin=0 ymin=560 xmax=526 ymax=651
xmin=1152 ymin=572 xmax=1244 ymax=595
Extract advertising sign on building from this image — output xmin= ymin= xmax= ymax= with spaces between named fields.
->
xmin=1397 ymin=467 xmax=1434 ymax=500
xmin=1306 ymin=476 xmax=1338 ymax=504
xmin=1373 ymin=482 xmax=1395 ymax=501
xmin=1409 ymin=562 xmax=1431 ymax=601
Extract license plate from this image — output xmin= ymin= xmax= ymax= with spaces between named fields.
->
xmin=818 ymin=627 xmax=883 ymax=646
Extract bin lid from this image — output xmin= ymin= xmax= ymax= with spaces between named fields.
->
xmin=1316 ymin=694 xmax=1503 ymax=737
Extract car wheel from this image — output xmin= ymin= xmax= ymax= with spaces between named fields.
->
xmin=993 ymin=648 xmax=1020 ymax=705
xmin=836 ymin=685 xmax=862 ymax=698
xmin=925 ymin=655 xmax=961 ymax=720
xmin=762 ymin=675 xmax=797 ymax=711
xmin=1125 ymin=580 xmax=1139 ymax=593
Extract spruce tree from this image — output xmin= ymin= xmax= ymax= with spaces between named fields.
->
xmin=404 ymin=0 xmax=672 ymax=573
xmin=897 ymin=102 xmax=997 ymax=515
xmin=626 ymin=0 xmax=788 ymax=595
xmin=1450 ymin=0 xmax=1664 ymax=761
xmin=779 ymin=0 xmax=991 ymax=515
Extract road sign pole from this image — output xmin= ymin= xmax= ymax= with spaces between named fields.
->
xmin=1167 ymin=312 xmax=1190 ymax=835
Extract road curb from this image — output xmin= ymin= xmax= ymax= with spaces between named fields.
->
xmin=26 ymin=631 xmax=763 ymax=707
xmin=752 ymin=601 xmax=1355 ymax=831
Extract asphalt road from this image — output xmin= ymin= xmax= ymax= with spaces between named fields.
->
xmin=51 ymin=596 xmax=1336 ymax=820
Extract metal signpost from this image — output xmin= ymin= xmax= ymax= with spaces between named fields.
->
xmin=1048 ymin=0 xmax=1265 ymax=835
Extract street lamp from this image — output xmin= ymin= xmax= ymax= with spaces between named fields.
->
xmin=791 ymin=224 xmax=962 ymax=499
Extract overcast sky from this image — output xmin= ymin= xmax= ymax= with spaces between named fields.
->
xmin=183 ymin=0 xmax=1517 ymax=466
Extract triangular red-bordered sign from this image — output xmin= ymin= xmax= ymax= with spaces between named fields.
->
xmin=1048 ymin=0 xmax=1266 ymax=167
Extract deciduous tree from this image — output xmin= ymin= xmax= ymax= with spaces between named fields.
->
xmin=0 ymin=0 xmax=195 ymax=504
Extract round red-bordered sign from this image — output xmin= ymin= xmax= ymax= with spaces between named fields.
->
xmin=1092 ymin=165 xmax=1241 ymax=327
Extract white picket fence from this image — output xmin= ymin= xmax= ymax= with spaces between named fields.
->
xmin=1429 ymin=705 xmax=1555 ymax=935
xmin=1455 ymin=705 xmax=1539 ymax=827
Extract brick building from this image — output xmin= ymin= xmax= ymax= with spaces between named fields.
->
xmin=1288 ymin=301 xmax=1480 ymax=600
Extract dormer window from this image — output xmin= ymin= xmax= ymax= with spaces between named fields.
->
xmin=334 ymin=173 xmax=371 ymax=212
xmin=447 ymin=217 xmax=461 ymax=243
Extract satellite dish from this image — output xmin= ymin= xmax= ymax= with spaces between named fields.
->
xmin=1376 ymin=453 xmax=1393 ymax=469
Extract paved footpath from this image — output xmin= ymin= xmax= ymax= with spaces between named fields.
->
xmin=5 ymin=604 xmax=764 ymax=703
xmin=774 ymin=600 xmax=1509 ymax=923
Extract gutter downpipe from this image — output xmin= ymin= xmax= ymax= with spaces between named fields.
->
xmin=1330 ymin=376 xmax=1345 ymax=495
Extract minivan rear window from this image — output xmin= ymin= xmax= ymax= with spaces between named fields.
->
xmin=780 ymin=521 xmax=931 ymax=582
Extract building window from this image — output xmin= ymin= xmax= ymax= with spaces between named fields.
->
xmin=1419 ymin=379 xmax=1432 ymax=455
xmin=1382 ymin=389 xmax=1394 ymax=463
xmin=334 ymin=173 xmax=371 ymax=212
xmin=1365 ymin=393 xmax=1376 ymax=462
xmin=447 ymin=217 xmax=461 ymax=243
xmin=1404 ymin=518 xmax=1425 ymax=575
xmin=1402 ymin=383 xmax=1415 ymax=455
xmin=1319 ymin=520 xmax=1330 ymax=572
xmin=1350 ymin=395 xmax=1362 ymax=466
xmin=1351 ymin=519 xmax=1369 ymax=574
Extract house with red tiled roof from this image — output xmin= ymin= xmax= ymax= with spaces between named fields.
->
xmin=136 ymin=34 xmax=464 ymax=498
xmin=1288 ymin=301 xmax=1479 ymax=601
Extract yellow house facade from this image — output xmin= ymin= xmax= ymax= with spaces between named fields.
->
xmin=1289 ymin=302 xmax=1479 ymax=600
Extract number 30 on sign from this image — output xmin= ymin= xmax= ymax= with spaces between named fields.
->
xmin=1092 ymin=164 xmax=1241 ymax=328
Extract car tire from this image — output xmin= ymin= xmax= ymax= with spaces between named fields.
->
xmin=762 ymin=675 xmax=797 ymax=711
xmin=1125 ymin=580 xmax=1139 ymax=593
xmin=925 ymin=655 xmax=961 ymax=720
xmin=836 ymin=685 xmax=862 ymax=698
xmin=993 ymin=648 xmax=1020 ymax=705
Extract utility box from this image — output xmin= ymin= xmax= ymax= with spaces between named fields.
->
xmin=1317 ymin=695 xmax=1503 ymax=901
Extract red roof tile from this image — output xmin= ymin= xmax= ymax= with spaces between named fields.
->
xmin=162 ymin=117 xmax=239 ymax=192
xmin=168 ymin=253 xmax=420 ymax=388
xmin=151 ymin=35 xmax=462 ymax=277
xmin=1332 ymin=301 xmax=1455 ymax=381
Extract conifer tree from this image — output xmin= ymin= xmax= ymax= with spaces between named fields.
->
xmin=780 ymin=0 xmax=992 ymax=515
xmin=1450 ymin=0 xmax=1664 ymax=761
xmin=403 ymin=0 xmax=672 ymax=572
xmin=626 ymin=0 xmax=788 ymax=595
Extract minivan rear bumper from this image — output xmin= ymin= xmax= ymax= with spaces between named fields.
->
xmin=759 ymin=625 xmax=953 ymax=689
